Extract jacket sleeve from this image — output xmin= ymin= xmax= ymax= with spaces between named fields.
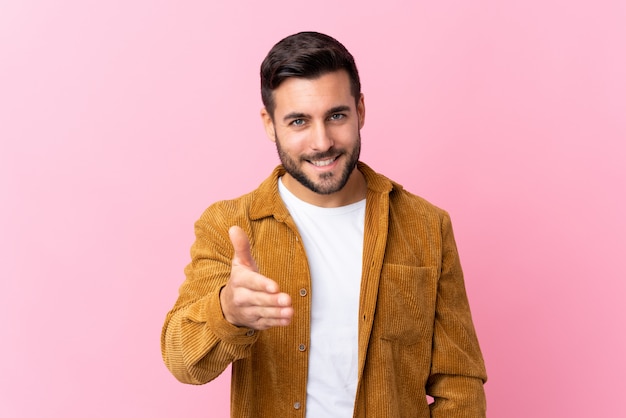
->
xmin=427 ymin=211 xmax=488 ymax=417
xmin=160 ymin=206 xmax=258 ymax=385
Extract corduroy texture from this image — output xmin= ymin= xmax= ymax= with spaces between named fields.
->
xmin=161 ymin=162 xmax=487 ymax=417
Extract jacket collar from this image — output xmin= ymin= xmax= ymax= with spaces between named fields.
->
xmin=248 ymin=161 xmax=397 ymax=221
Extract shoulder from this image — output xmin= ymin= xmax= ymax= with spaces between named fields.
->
xmin=195 ymin=188 xmax=259 ymax=235
xmin=391 ymin=185 xmax=448 ymax=219
xmin=196 ymin=165 xmax=286 ymax=230
xmin=359 ymin=161 xmax=449 ymax=222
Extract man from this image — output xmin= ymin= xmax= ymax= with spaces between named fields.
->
xmin=161 ymin=31 xmax=487 ymax=417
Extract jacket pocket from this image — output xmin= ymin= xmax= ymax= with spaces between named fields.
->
xmin=376 ymin=264 xmax=437 ymax=345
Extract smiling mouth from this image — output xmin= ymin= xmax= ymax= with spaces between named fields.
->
xmin=308 ymin=155 xmax=339 ymax=167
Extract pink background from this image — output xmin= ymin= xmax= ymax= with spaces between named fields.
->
xmin=1 ymin=1 xmax=625 ymax=417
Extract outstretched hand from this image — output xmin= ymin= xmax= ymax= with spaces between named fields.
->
xmin=219 ymin=226 xmax=293 ymax=330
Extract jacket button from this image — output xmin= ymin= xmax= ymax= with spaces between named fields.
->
xmin=298 ymin=344 xmax=306 ymax=352
xmin=293 ymin=401 xmax=301 ymax=410
xmin=246 ymin=329 xmax=255 ymax=337
xmin=299 ymin=288 xmax=307 ymax=297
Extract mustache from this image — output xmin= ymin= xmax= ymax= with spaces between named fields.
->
xmin=301 ymin=149 xmax=342 ymax=161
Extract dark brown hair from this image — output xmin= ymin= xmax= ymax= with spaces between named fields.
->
xmin=260 ymin=32 xmax=361 ymax=117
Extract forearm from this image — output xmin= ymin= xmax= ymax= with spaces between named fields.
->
xmin=161 ymin=289 xmax=258 ymax=385
xmin=427 ymin=211 xmax=487 ymax=415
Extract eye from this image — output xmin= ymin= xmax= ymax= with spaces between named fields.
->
xmin=328 ymin=113 xmax=345 ymax=121
xmin=290 ymin=119 xmax=306 ymax=127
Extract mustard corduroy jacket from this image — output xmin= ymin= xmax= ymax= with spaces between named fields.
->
xmin=161 ymin=162 xmax=487 ymax=417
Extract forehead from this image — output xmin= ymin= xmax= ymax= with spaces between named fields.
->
xmin=272 ymin=70 xmax=354 ymax=116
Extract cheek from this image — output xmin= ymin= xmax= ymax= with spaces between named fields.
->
xmin=331 ymin=124 xmax=359 ymax=144
xmin=277 ymin=130 xmax=309 ymax=150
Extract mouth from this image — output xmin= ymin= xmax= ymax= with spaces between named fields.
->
xmin=306 ymin=154 xmax=340 ymax=168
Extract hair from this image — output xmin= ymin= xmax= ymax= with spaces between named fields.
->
xmin=260 ymin=31 xmax=361 ymax=118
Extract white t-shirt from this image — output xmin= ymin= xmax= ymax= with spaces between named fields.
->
xmin=278 ymin=178 xmax=365 ymax=418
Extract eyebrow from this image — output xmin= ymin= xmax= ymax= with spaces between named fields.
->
xmin=327 ymin=105 xmax=351 ymax=116
xmin=282 ymin=112 xmax=309 ymax=124
xmin=282 ymin=105 xmax=352 ymax=124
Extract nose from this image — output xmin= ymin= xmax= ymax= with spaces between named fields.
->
xmin=310 ymin=122 xmax=334 ymax=151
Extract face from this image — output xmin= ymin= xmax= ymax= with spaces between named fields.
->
xmin=261 ymin=70 xmax=366 ymax=206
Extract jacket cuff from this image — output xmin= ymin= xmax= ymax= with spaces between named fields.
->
xmin=205 ymin=287 xmax=259 ymax=346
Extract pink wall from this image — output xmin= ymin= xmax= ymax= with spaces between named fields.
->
xmin=1 ymin=1 xmax=624 ymax=417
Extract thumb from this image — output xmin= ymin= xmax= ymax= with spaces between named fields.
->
xmin=229 ymin=226 xmax=258 ymax=271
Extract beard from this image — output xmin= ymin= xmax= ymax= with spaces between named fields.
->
xmin=275 ymin=132 xmax=361 ymax=195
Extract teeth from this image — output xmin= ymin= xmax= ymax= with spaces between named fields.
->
xmin=311 ymin=158 xmax=335 ymax=167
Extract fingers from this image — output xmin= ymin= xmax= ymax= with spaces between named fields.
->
xmin=228 ymin=297 xmax=294 ymax=330
xmin=229 ymin=262 xmax=279 ymax=294
xmin=229 ymin=226 xmax=277 ymax=293
xmin=221 ymin=225 xmax=293 ymax=330
xmin=230 ymin=287 xmax=292 ymax=309
xmin=221 ymin=284 xmax=294 ymax=330
xmin=229 ymin=225 xmax=258 ymax=271
xmin=254 ymin=306 xmax=294 ymax=329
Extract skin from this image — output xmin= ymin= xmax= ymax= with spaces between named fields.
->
xmin=220 ymin=70 xmax=367 ymax=330
xmin=263 ymin=70 xmax=366 ymax=208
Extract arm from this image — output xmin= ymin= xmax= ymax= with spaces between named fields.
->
xmin=427 ymin=212 xmax=487 ymax=417
xmin=160 ymin=208 xmax=292 ymax=385
xmin=160 ymin=214 xmax=255 ymax=385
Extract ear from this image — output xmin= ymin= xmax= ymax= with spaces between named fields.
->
xmin=260 ymin=108 xmax=276 ymax=142
xmin=357 ymin=93 xmax=366 ymax=129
